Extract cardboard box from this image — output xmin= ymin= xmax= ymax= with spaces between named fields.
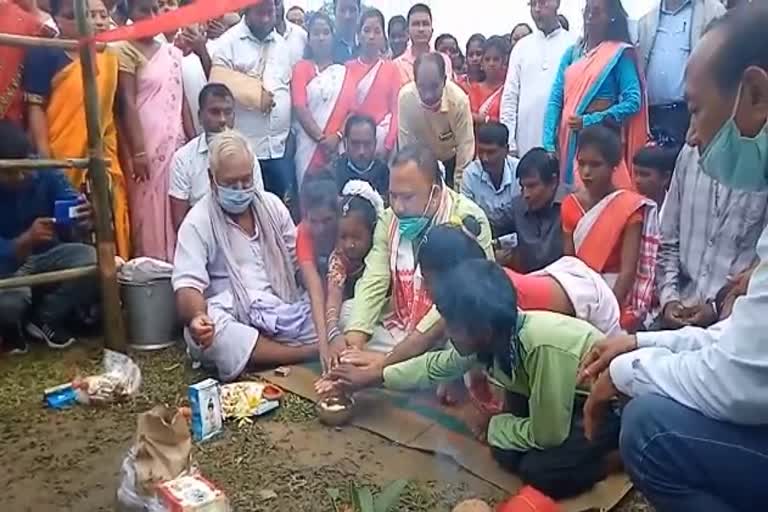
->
xmin=157 ymin=474 xmax=229 ymax=512
xmin=188 ymin=379 xmax=223 ymax=443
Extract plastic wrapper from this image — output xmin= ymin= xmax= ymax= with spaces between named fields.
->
xmin=118 ymin=257 xmax=174 ymax=283
xmin=74 ymin=350 xmax=142 ymax=405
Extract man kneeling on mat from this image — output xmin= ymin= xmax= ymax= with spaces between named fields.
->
xmin=317 ymin=259 xmax=620 ymax=499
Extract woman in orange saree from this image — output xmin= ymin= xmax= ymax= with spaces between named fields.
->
xmin=345 ymin=8 xmax=400 ymax=162
xmin=562 ymin=126 xmax=659 ymax=332
xmin=23 ymin=0 xmax=131 ymax=258
xmin=542 ymin=0 xmax=648 ymax=192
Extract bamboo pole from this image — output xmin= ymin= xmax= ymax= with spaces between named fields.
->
xmin=0 ymin=266 xmax=97 ymax=290
xmin=0 ymin=32 xmax=105 ymax=50
xmin=75 ymin=0 xmax=126 ymax=352
xmin=0 ymin=158 xmax=101 ymax=170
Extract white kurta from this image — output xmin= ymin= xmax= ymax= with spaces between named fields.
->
xmin=172 ymin=194 xmax=314 ymax=381
xmin=500 ymin=27 xmax=574 ymax=156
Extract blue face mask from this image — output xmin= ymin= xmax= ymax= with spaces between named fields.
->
xmin=700 ymin=83 xmax=768 ymax=192
xmin=216 ymin=184 xmax=254 ymax=214
xmin=397 ymin=185 xmax=437 ymax=241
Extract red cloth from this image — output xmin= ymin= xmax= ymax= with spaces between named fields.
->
xmin=503 ymin=269 xmax=557 ymax=310
xmin=93 ymin=0 xmax=264 ymax=43
xmin=295 ymin=221 xmax=315 ymax=265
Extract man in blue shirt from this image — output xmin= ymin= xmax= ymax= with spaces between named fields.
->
xmin=460 ymin=122 xmax=520 ymax=237
xmin=636 ymin=0 xmax=725 ymax=148
xmin=332 ymin=0 xmax=360 ymax=64
xmin=0 ymin=121 xmax=97 ymax=353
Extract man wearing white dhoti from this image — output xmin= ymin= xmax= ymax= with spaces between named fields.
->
xmin=172 ymin=130 xmax=317 ymax=382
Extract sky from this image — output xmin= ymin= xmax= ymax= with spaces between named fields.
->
xmin=285 ymin=0 xmax=660 ymax=47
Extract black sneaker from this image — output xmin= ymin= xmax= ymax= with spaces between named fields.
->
xmin=1 ymin=324 xmax=28 ymax=355
xmin=26 ymin=321 xmax=76 ymax=350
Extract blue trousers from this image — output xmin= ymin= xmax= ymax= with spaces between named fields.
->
xmin=620 ymin=394 xmax=768 ymax=512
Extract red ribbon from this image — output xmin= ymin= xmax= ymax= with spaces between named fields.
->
xmin=92 ymin=0 xmax=264 ymax=43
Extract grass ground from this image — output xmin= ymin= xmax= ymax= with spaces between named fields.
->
xmin=0 ymin=342 xmax=652 ymax=511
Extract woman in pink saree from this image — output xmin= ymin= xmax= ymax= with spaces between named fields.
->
xmin=117 ymin=0 xmax=193 ymax=260
xmin=542 ymin=0 xmax=649 ymax=192
xmin=292 ymin=12 xmax=354 ymax=186
xmin=345 ymin=8 xmax=400 ymax=162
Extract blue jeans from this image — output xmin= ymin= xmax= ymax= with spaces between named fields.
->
xmin=0 ymin=243 xmax=98 ymax=326
xmin=620 ymin=395 xmax=768 ymax=512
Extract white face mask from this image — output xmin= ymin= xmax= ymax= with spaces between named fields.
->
xmin=699 ymin=81 xmax=768 ymax=192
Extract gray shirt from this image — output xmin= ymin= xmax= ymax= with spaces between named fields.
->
xmin=657 ymin=145 xmax=768 ymax=308
xmin=501 ymin=194 xmax=563 ymax=273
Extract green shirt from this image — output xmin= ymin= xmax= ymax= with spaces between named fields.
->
xmin=382 ymin=311 xmax=603 ymax=452
xmin=345 ymin=188 xmax=493 ymax=336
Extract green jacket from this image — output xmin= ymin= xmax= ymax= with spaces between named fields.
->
xmin=382 ymin=311 xmax=603 ymax=452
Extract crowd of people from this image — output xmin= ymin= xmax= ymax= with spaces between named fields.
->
xmin=1 ymin=0 xmax=767 ymax=509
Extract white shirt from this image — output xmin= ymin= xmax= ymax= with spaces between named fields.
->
xmin=282 ymin=21 xmax=308 ymax=69
xmin=610 ymin=225 xmax=768 ymax=425
xmin=211 ymin=21 xmax=292 ymax=160
xmin=168 ymin=134 xmax=265 ymax=207
xmin=172 ymin=194 xmax=296 ymax=300
xmin=500 ymin=27 xmax=574 ymax=156
xmin=182 ymin=39 xmax=227 ymax=135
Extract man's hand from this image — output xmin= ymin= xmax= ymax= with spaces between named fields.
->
xmin=661 ymin=300 xmax=689 ymax=329
xmin=21 ymin=217 xmax=56 ymax=248
xmin=577 ymin=334 xmax=637 ymax=385
xmin=72 ymin=200 xmax=94 ymax=231
xmin=339 ymin=349 xmax=385 ymax=368
xmin=583 ymin=371 xmax=618 ymax=441
xmin=684 ymin=303 xmax=718 ymax=328
xmin=327 ymin=364 xmax=384 ymax=393
xmin=189 ymin=313 xmax=215 ymax=349
xmin=180 ymin=25 xmax=207 ymax=57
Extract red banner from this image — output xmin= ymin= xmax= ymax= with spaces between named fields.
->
xmin=92 ymin=0 xmax=265 ymax=43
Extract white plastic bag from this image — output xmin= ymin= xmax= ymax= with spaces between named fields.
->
xmin=118 ymin=257 xmax=174 ymax=283
xmin=116 ymin=448 xmax=166 ymax=512
xmin=74 ymin=350 xmax=142 ymax=405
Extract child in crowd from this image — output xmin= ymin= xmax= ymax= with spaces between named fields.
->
xmin=632 ymin=144 xmax=676 ymax=212
xmin=562 ymin=126 xmax=659 ymax=332
xmin=323 ymin=181 xmax=384 ymax=370
xmin=297 ymin=175 xmax=341 ymax=368
xmin=297 ymin=176 xmax=383 ymax=372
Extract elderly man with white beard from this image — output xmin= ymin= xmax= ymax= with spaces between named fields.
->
xmin=172 ymin=130 xmax=317 ymax=382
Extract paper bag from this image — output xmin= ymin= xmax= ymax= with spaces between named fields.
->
xmin=210 ymin=66 xmax=273 ymax=112
xmin=134 ymin=406 xmax=193 ymax=495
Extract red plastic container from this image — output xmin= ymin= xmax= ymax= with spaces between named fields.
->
xmin=496 ymin=486 xmax=560 ymax=512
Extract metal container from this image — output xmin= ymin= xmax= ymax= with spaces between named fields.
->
xmin=316 ymin=395 xmax=356 ymax=427
xmin=120 ymin=278 xmax=178 ymax=351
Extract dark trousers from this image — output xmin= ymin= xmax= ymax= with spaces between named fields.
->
xmin=258 ymin=156 xmax=294 ymax=201
xmin=0 ymin=243 xmax=98 ymax=326
xmin=649 ymin=103 xmax=690 ymax=151
xmin=621 ymin=395 xmax=768 ymax=512
xmin=490 ymin=394 xmax=620 ymax=499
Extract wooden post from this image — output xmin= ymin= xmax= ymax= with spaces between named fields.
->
xmin=75 ymin=0 xmax=127 ymax=352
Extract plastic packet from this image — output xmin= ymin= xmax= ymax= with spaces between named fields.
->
xmin=74 ymin=349 xmax=142 ymax=405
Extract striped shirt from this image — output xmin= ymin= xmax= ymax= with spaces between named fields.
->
xmin=657 ymin=145 xmax=768 ymax=308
